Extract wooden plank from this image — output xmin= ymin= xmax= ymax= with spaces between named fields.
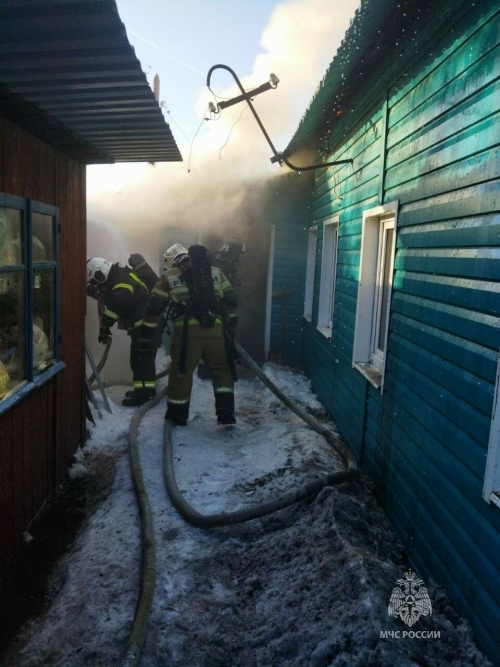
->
xmin=386 ymin=114 xmax=500 ymax=191
xmin=390 ymin=312 xmax=498 ymax=381
xmin=312 ymin=161 xmax=380 ymax=213
xmin=397 ymin=214 xmax=500 ymax=248
xmin=398 ymin=180 xmax=500 ymax=227
xmin=389 ymin=333 xmax=494 ymax=415
xmin=11 ymin=400 xmax=25 ymax=553
xmin=387 ymin=352 xmax=491 ymax=444
xmin=395 ymin=247 xmax=500 ymax=281
xmin=22 ymin=395 xmax=33 ymax=526
xmin=389 ymin=3 xmax=500 ymax=108
xmin=365 ymin=402 xmax=500 ymax=549
xmin=385 ymin=146 xmax=500 ymax=204
xmin=31 ymin=384 xmax=48 ymax=515
xmin=383 ymin=369 xmax=487 ymax=477
xmin=389 ymin=39 xmax=500 ymax=138
xmin=391 ymin=292 xmax=500 ymax=350
xmin=394 ymin=270 xmax=500 ymax=317
xmin=0 ymin=410 xmax=14 ymax=570
xmin=388 ymin=81 xmax=500 ymax=168
xmin=338 ymin=233 xmax=361 ymax=251
xmin=315 ymin=110 xmax=384 ymax=190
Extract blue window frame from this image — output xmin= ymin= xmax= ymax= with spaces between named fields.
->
xmin=0 ymin=192 xmax=64 ymax=414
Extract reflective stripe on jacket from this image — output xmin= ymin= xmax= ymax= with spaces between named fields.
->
xmin=141 ymin=266 xmax=238 ymax=336
xmin=100 ymin=266 xmax=150 ymax=330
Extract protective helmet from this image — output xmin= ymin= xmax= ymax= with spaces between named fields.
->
xmin=220 ymin=237 xmax=246 ymax=255
xmin=87 ymin=257 xmax=112 ymax=285
xmin=164 ymin=243 xmax=188 ymax=270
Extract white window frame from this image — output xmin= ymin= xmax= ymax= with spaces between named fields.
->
xmin=317 ymin=217 xmax=339 ymax=339
xmin=352 ymin=201 xmax=399 ymax=393
xmin=483 ymin=349 xmax=500 ymax=508
xmin=303 ymin=225 xmax=318 ymax=322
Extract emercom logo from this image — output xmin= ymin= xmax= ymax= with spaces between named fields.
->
xmin=388 ymin=570 xmax=432 ymax=626
xmin=380 ymin=570 xmax=440 ymax=640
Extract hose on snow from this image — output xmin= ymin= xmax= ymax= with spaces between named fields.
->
xmin=121 ymin=388 xmax=167 ymax=667
xmin=104 ymin=338 xmax=357 ymax=665
xmin=162 ymin=340 xmax=357 ymax=528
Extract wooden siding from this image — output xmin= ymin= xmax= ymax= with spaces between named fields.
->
xmin=277 ymin=0 xmax=500 ymax=661
xmin=0 ymin=117 xmax=86 ymax=570
xmin=268 ymin=172 xmax=314 ymax=366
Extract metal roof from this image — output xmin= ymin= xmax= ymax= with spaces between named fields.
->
xmin=0 ymin=0 xmax=182 ymax=164
xmin=286 ymin=0 xmax=467 ymax=155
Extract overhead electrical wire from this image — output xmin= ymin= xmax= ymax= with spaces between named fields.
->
xmin=187 ymin=106 xmax=209 ymax=173
xmin=218 ymin=105 xmax=249 ymax=159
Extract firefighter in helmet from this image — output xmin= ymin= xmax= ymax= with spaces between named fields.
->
xmin=138 ymin=244 xmax=238 ymax=426
xmin=86 ymin=257 xmax=157 ymax=406
xmin=210 ymin=237 xmax=246 ymax=287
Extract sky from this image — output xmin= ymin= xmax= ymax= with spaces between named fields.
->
xmin=114 ymin=0 xmax=281 ymax=140
xmin=86 ymin=0 xmax=361 ymax=197
xmin=2 ymin=361 xmax=489 ymax=666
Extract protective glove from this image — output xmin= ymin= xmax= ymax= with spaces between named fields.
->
xmin=137 ymin=337 xmax=151 ymax=359
xmin=98 ymin=327 xmax=112 ymax=345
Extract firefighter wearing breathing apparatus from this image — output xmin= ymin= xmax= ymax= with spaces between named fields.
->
xmin=86 ymin=257 xmax=157 ymax=407
xmin=138 ymin=244 xmax=238 ymax=426
xmin=210 ymin=237 xmax=246 ymax=287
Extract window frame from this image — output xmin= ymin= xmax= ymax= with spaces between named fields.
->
xmin=483 ymin=349 xmax=500 ymax=508
xmin=303 ymin=225 xmax=318 ymax=322
xmin=0 ymin=192 xmax=64 ymax=415
xmin=317 ymin=217 xmax=339 ymax=339
xmin=352 ymin=201 xmax=399 ymax=393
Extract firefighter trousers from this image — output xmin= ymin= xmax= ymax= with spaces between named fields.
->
xmin=167 ymin=322 xmax=234 ymax=421
xmin=130 ymin=326 xmax=156 ymax=395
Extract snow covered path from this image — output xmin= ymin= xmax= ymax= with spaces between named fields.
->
xmin=3 ymin=365 xmax=490 ymax=667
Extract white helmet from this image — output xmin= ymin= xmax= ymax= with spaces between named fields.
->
xmin=164 ymin=243 xmax=188 ymax=271
xmin=87 ymin=257 xmax=112 ymax=285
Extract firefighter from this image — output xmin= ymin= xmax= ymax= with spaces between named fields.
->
xmin=138 ymin=244 xmax=238 ymax=426
xmin=210 ymin=237 xmax=246 ymax=287
xmin=198 ymin=237 xmax=245 ymax=380
xmin=86 ymin=257 xmax=157 ymax=407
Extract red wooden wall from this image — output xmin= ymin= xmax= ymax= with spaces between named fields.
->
xmin=0 ymin=117 xmax=87 ymax=570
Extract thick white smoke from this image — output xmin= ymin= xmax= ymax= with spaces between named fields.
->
xmin=86 ymin=0 xmax=360 ymax=385
xmin=87 ymin=0 xmax=360 ymax=226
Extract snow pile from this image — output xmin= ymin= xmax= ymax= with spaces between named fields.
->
xmin=3 ymin=365 xmax=490 ymax=667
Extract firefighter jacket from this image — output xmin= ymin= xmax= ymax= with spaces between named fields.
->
xmin=140 ymin=265 xmax=238 ymax=338
xmin=99 ymin=265 xmax=149 ymax=331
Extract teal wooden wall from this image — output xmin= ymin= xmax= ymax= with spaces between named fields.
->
xmin=267 ymin=172 xmax=313 ymax=366
xmin=276 ymin=0 xmax=500 ymax=661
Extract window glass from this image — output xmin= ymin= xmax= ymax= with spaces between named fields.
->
xmin=33 ymin=268 xmax=55 ymax=371
xmin=0 ymin=271 xmax=26 ymax=399
xmin=32 ymin=212 xmax=54 ymax=261
xmin=378 ymin=227 xmax=394 ymax=354
xmin=0 ymin=206 xmax=23 ymax=267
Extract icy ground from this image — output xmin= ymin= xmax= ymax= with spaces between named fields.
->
xmin=3 ymin=363 xmax=490 ymax=667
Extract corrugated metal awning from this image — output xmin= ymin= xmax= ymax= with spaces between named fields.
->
xmin=0 ymin=0 xmax=182 ymax=164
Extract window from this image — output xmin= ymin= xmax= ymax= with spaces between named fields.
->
xmin=0 ymin=193 xmax=61 ymax=409
xmin=317 ymin=218 xmax=339 ymax=339
xmin=303 ymin=225 xmax=318 ymax=322
xmin=352 ymin=202 xmax=398 ymax=392
xmin=483 ymin=350 xmax=500 ymax=508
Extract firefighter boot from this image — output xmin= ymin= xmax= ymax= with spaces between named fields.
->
xmin=215 ymin=392 xmax=236 ymax=425
xmin=122 ymin=389 xmax=156 ymax=407
xmin=165 ymin=401 xmax=189 ymax=426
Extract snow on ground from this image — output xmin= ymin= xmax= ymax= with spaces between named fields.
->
xmin=3 ymin=364 xmax=490 ymax=667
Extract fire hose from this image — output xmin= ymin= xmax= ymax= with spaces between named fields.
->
xmin=90 ymin=341 xmax=358 ymax=666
